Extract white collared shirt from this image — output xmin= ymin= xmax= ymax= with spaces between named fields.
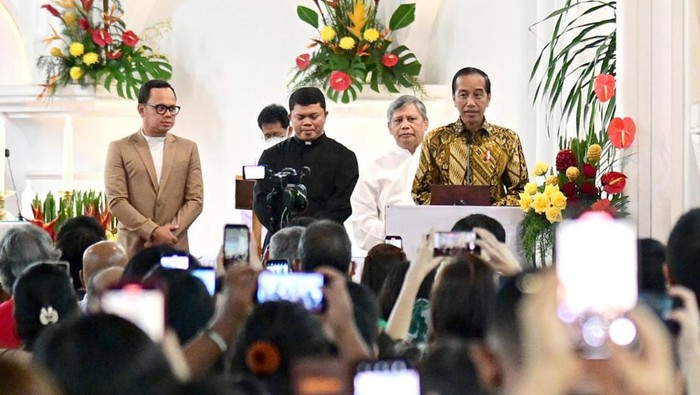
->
xmin=350 ymin=144 xmax=421 ymax=251
xmin=142 ymin=130 xmax=166 ymax=185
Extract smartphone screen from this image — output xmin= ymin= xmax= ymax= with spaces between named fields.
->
xmin=384 ymin=236 xmax=402 ymax=249
xmin=353 ymin=360 xmax=420 ymax=395
xmin=556 ymin=214 xmax=638 ymax=356
xmin=291 ymin=357 xmax=349 ymax=395
xmin=160 ymin=255 xmax=189 ymax=270
xmin=191 ymin=267 xmax=216 ymax=295
xmin=265 ymin=259 xmax=290 ymax=274
xmin=224 ymin=224 xmax=249 ymax=266
xmin=243 ymin=165 xmax=266 ymax=180
xmin=433 ymin=231 xmax=477 ymax=256
xmin=100 ymin=283 xmax=165 ymax=341
xmin=256 ymin=272 xmax=325 ymax=312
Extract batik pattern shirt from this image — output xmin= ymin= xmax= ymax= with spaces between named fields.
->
xmin=412 ymin=118 xmax=528 ymax=206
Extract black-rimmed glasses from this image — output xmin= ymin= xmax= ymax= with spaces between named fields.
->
xmin=144 ymin=103 xmax=181 ymax=115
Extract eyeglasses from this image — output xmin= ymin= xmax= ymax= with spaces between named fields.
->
xmin=143 ymin=103 xmax=181 ymax=115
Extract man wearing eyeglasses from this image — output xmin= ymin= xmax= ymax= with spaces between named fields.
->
xmin=105 ymin=79 xmax=203 ymax=259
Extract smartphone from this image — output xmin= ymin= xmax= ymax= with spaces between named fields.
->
xmin=384 ymin=235 xmax=403 ymax=249
xmin=100 ymin=283 xmax=166 ymax=341
xmin=191 ymin=267 xmax=216 ymax=296
xmin=266 ymin=259 xmax=290 ymax=274
xmin=638 ymin=292 xmax=683 ymax=335
xmin=291 ymin=357 xmax=349 ymax=395
xmin=224 ymin=224 xmax=250 ymax=267
xmin=160 ymin=255 xmax=189 ymax=270
xmin=353 ymin=360 xmax=420 ymax=395
xmin=243 ymin=165 xmax=266 ymax=180
xmin=556 ymin=214 xmax=638 ymax=358
xmin=256 ymin=271 xmax=325 ymax=312
xmin=433 ymin=231 xmax=477 ymax=256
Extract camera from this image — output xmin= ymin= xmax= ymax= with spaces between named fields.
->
xmin=265 ymin=167 xmax=310 ymax=234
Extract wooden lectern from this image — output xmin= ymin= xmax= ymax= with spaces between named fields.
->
xmin=386 ymin=205 xmax=526 ymax=267
xmin=235 ymin=176 xmax=263 ymax=256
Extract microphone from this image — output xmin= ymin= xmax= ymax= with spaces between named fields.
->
xmin=5 ymin=149 xmax=25 ymax=221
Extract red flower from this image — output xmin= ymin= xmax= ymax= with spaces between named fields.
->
xmin=122 ymin=30 xmax=139 ymax=47
xmin=107 ymin=49 xmax=123 ymax=59
xmin=594 ymin=73 xmax=616 ymax=102
xmin=382 ymin=53 xmax=399 ymax=68
xmin=555 ymin=149 xmax=578 ymax=172
xmin=329 ymin=70 xmax=352 ymax=92
xmin=41 ymin=4 xmax=61 ymax=17
xmin=561 ymin=182 xmax=577 ymax=198
xmin=81 ymin=0 xmax=94 ymax=12
xmin=78 ymin=18 xmax=90 ymax=30
xmin=296 ymin=54 xmax=311 ymax=70
xmin=608 ymin=117 xmax=636 ymax=149
xmin=91 ymin=29 xmax=113 ymax=47
xmin=580 ymin=182 xmax=599 ymax=196
xmin=591 ymin=199 xmax=618 ymax=216
xmin=582 ymin=163 xmax=597 ymax=179
xmin=601 ymin=172 xmax=627 ymax=194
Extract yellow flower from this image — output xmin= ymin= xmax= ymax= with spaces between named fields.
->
xmin=320 ymin=26 xmax=336 ymax=42
xmin=69 ymin=42 xmax=84 ymax=57
xmin=550 ymin=191 xmax=567 ymax=209
xmin=339 ymin=36 xmax=356 ymax=50
xmin=532 ymin=193 xmax=549 ymax=214
xmin=63 ymin=11 xmax=76 ymax=26
xmin=587 ymin=144 xmax=602 ymax=163
xmin=524 ymin=182 xmax=537 ymax=195
xmin=50 ymin=47 xmax=63 ymax=57
xmin=82 ymin=52 xmax=99 ymax=65
xmin=363 ymin=28 xmax=380 ymax=42
xmin=546 ymin=206 xmax=563 ymax=223
xmin=566 ymin=166 xmax=580 ymax=181
xmin=533 ymin=161 xmax=549 ymax=177
xmin=69 ymin=66 xmax=84 ymax=80
xmin=543 ymin=184 xmax=558 ymax=198
xmin=546 ymin=175 xmax=559 ymax=186
xmin=519 ymin=192 xmax=533 ymax=212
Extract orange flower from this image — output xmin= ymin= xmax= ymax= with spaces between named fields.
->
xmin=245 ymin=341 xmax=282 ymax=376
xmin=594 ymin=73 xmax=615 ymax=102
xmin=608 ymin=117 xmax=636 ymax=149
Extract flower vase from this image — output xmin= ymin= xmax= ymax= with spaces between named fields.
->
xmin=534 ymin=226 xmax=555 ymax=268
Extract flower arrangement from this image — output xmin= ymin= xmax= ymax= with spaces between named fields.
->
xmin=290 ymin=0 xmax=424 ymax=103
xmin=30 ymin=190 xmax=117 ymax=241
xmin=37 ymin=0 xmax=172 ymax=100
xmin=520 ymin=73 xmax=636 ymax=265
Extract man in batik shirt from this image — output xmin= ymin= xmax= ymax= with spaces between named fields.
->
xmin=412 ymin=67 xmax=528 ymax=206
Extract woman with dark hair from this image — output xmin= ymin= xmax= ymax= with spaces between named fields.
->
xmin=360 ymin=243 xmax=407 ymax=296
xmin=230 ymin=301 xmax=331 ymax=395
xmin=121 ymin=245 xmax=201 ymax=281
xmin=430 ymin=254 xmax=496 ymax=341
xmin=33 ymin=313 xmax=177 ymax=395
xmin=13 ymin=262 xmax=79 ymax=350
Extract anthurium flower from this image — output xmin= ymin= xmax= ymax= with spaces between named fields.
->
xmin=41 ymin=4 xmax=61 ymax=17
xmin=339 ymin=37 xmax=356 ymax=50
xmin=296 ymin=54 xmax=311 ymax=70
xmin=321 ymin=26 xmax=336 ymax=42
xmin=608 ymin=117 xmax=636 ymax=149
xmin=107 ymin=48 xmax=123 ymax=60
xmin=601 ymin=172 xmax=627 ymax=194
xmin=594 ymin=73 xmax=616 ymax=102
xmin=363 ymin=28 xmax=380 ymax=42
xmin=69 ymin=66 xmax=84 ymax=80
xmin=122 ymin=30 xmax=139 ymax=47
xmin=582 ymin=163 xmax=597 ymax=179
xmin=69 ymin=42 xmax=85 ymax=57
xmin=329 ymin=70 xmax=352 ymax=92
xmin=91 ymin=29 xmax=113 ymax=47
xmin=382 ymin=53 xmax=399 ymax=68
xmin=78 ymin=18 xmax=90 ymax=30
xmin=82 ymin=52 xmax=99 ymax=65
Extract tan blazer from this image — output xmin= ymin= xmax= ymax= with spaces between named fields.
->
xmin=104 ymin=131 xmax=203 ymax=259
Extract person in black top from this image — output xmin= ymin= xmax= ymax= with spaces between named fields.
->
xmin=254 ymin=87 xmax=359 ymax=239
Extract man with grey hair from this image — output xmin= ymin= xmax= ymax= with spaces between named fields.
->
xmin=0 ymin=225 xmax=61 ymax=348
xmin=268 ymin=226 xmax=305 ymax=271
xmin=350 ymin=95 xmax=429 ymax=251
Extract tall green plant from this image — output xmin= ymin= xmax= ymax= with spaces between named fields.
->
xmin=530 ymin=0 xmax=617 ymax=140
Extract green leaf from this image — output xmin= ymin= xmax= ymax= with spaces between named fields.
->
xmin=297 ymin=6 xmax=319 ymax=29
xmin=389 ymin=4 xmax=416 ymax=31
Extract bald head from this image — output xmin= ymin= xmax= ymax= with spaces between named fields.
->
xmin=80 ymin=241 xmax=128 ymax=288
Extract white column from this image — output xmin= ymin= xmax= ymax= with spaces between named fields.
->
xmin=0 ymin=115 xmax=5 ymax=193
xmin=62 ymin=116 xmax=74 ymax=191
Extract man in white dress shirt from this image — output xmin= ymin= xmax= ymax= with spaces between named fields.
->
xmin=350 ymin=95 xmax=429 ymax=251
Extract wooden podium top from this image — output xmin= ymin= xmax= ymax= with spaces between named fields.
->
xmin=235 ymin=176 xmax=255 ymax=210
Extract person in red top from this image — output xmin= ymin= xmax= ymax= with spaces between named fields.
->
xmin=0 ymin=225 xmax=60 ymax=349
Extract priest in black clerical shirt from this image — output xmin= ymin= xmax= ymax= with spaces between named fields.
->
xmin=254 ymin=87 xmax=359 ymax=237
